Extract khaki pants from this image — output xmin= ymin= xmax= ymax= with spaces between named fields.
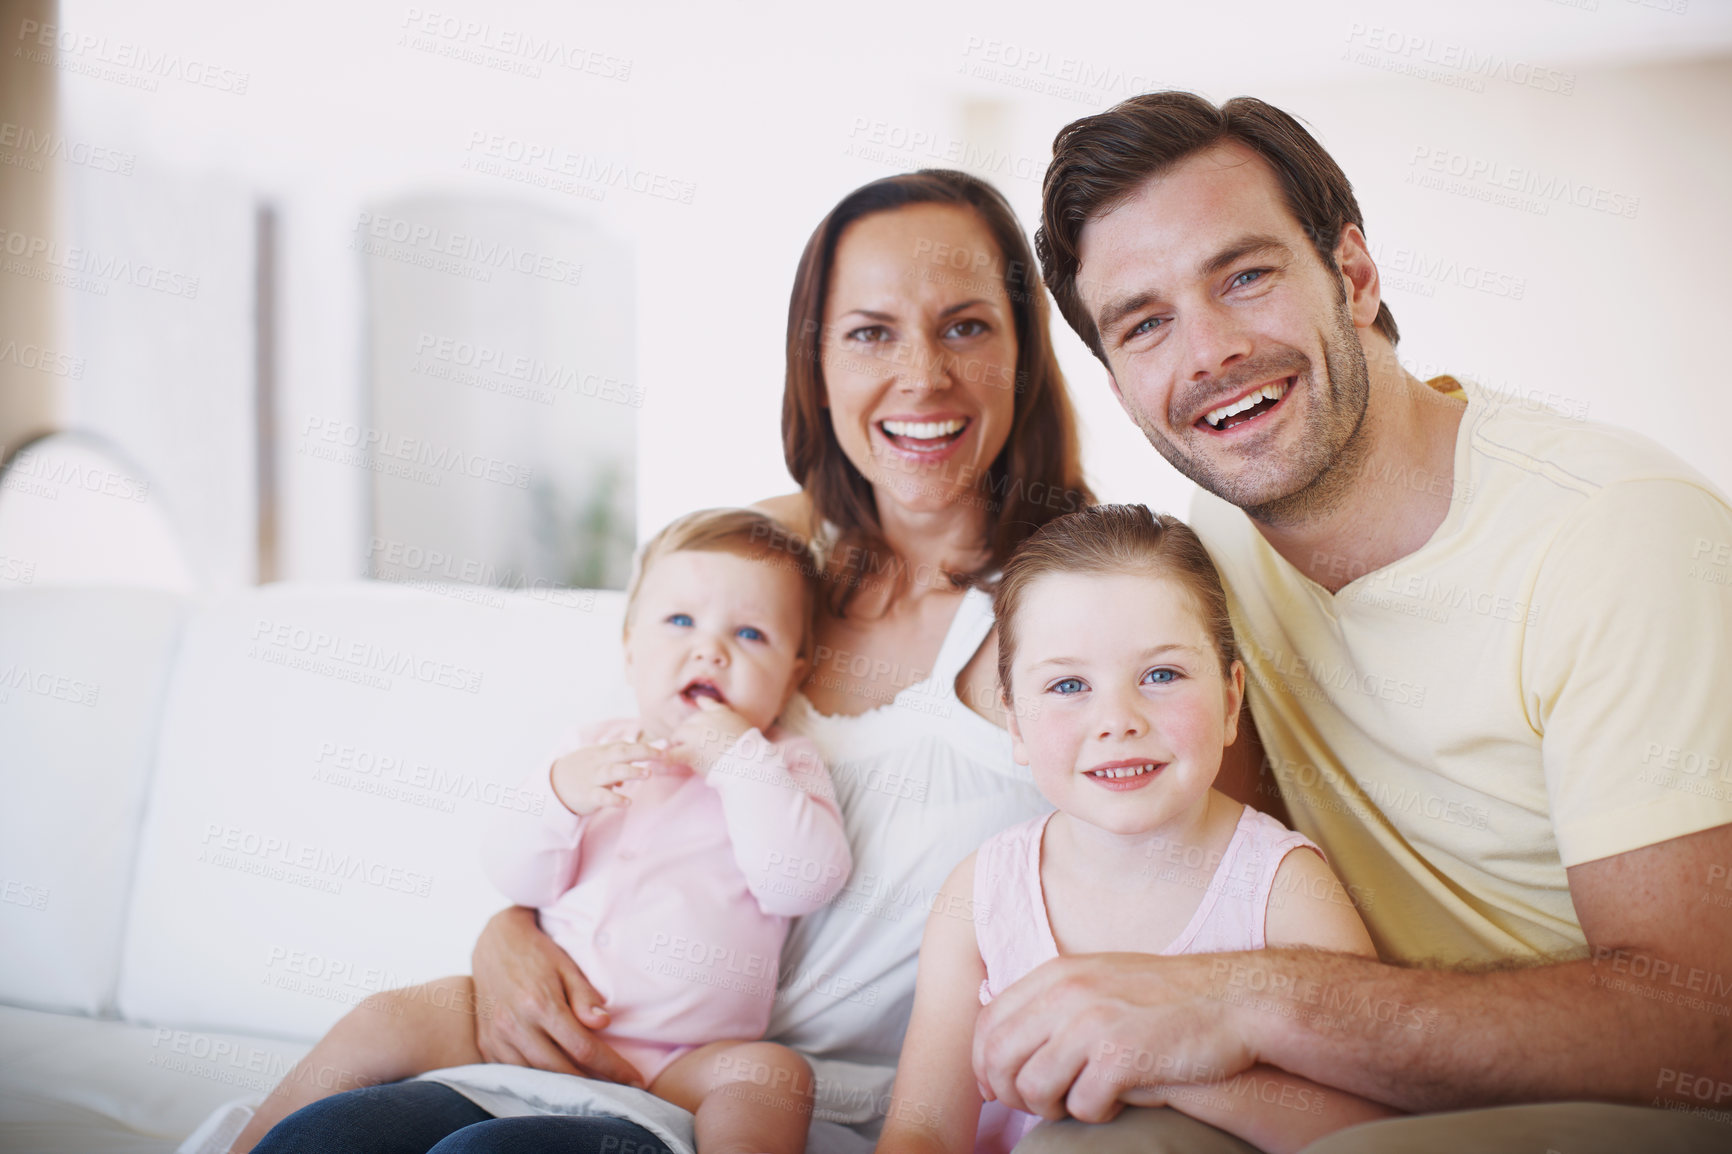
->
xmin=1012 ymin=1102 xmax=1731 ymax=1153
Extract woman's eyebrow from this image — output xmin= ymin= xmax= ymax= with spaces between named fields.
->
xmin=938 ymin=298 xmax=991 ymax=318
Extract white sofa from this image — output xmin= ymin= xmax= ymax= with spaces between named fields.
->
xmin=0 ymin=579 xmax=634 ymax=1152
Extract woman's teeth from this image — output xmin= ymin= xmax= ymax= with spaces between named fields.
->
xmin=881 ymin=418 xmax=966 ymax=443
xmin=1204 ymin=379 xmax=1289 ymax=430
xmin=1089 ymin=763 xmax=1158 ymax=780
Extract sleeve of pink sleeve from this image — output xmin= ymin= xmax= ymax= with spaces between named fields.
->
xmin=705 ymin=730 xmax=853 ymax=917
xmin=480 ymin=719 xmax=623 ymax=909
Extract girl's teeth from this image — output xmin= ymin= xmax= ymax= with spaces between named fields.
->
xmin=1205 ymin=380 xmax=1289 ymax=429
xmin=1093 ymin=763 xmax=1156 ymax=779
xmin=881 ymin=418 xmax=966 ymax=440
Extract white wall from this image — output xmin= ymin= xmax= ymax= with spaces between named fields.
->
xmin=46 ymin=0 xmax=1732 ymax=579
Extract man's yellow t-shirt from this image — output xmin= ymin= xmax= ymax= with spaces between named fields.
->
xmin=1190 ymin=378 xmax=1732 ymax=967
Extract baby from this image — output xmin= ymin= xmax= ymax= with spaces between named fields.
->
xmin=239 ymin=507 xmax=851 ymax=1154
xmin=878 ymin=504 xmax=1397 ymax=1154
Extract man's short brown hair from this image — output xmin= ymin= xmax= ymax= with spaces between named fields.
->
xmin=1036 ymin=91 xmax=1399 ymax=361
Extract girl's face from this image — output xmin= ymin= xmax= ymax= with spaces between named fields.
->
xmin=1004 ymin=570 xmax=1244 ymax=837
xmin=819 ymin=202 xmax=1020 ymax=518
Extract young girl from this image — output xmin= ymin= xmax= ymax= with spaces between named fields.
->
xmin=877 ymin=504 xmax=1396 ymax=1154
xmin=237 ymin=508 xmax=852 ymax=1154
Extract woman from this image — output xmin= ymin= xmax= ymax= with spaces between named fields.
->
xmin=256 ymin=170 xmax=1093 ymax=1154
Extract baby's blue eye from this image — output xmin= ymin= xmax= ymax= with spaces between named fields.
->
xmin=1049 ymin=677 xmax=1086 ymax=695
xmin=666 ymin=613 xmax=693 ymax=627
xmin=1143 ymin=667 xmax=1178 ymax=684
xmin=736 ymin=626 xmax=765 ymax=642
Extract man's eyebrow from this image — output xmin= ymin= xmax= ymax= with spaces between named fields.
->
xmin=1199 ymin=235 xmax=1292 ymax=279
xmin=1094 ymin=235 xmax=1295 ymax=342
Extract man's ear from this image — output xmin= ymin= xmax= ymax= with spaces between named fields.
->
xmin=1334 ymin=224 xmax=1383 ymax=333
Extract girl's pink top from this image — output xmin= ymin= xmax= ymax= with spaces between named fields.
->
xmin=483 ymin=718 xmax=852 ymax=1057
xmin=971 ymin=806 xmax=1319 ymax=1153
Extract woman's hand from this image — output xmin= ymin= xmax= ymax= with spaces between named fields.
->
xmin=470 ymin=906 xmax=646 ymax=1088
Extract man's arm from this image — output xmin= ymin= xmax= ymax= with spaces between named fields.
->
xmin=973 ymin=822 xmax=1732 ymax=1121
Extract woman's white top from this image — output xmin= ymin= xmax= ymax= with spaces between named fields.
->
xmin=770 ymin=584 xmax=1051 ymax=1135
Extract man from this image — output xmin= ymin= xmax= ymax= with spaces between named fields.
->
xmin=974 ymin=91 xmax=1732 ymax=1152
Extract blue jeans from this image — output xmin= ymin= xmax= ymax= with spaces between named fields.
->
xmin=252 ymin=1080 xmax=673 ymax=1154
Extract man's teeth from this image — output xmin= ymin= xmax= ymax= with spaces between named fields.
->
xmin=1090 ymin=763 xmax=1158 ymax=779
xmin=881 ymin=418 xmax=966 ymax=440
xmin=1205 ymin=380 xmax=1288 ymax=429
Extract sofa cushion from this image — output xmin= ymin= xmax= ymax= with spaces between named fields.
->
xmin=118 ymin=581 xmax=629 ymax=1040
xmin=0 ymin=588 xmax=190 ymax=1015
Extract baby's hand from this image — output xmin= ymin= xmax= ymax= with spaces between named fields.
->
xmin=666 ymin=697 xmax=754 ymax=775
xmin=548 ymin=739 xmax=660 ymax=816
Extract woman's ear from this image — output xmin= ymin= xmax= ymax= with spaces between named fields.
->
xmin=1222 ymin=660 xmax=1246 ymax=747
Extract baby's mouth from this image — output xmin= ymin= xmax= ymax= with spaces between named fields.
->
xmin=680 ymin=678 xmax=727 ymax=706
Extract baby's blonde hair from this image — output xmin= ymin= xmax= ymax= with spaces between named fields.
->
xmin=623 ymin=508 xmax=823 ymax=661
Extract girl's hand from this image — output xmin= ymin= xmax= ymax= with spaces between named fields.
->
xmin=548 ymin=739 xmax=660 ymax=816
xmin=470 ymin=907 xmax=647 ymax=1088
xmin=665 ymin=696 xmax=753 ymax=775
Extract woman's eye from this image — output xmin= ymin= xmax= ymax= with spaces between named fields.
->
xmin=945 ymin=318 xmax=987 ymax=339
xmin=848 ymin=325 xmax=891 ymax=344
xmin=736 ymin=626 xmax=765 ymax=642
xmin=1143 ymin=667 xmax=1179 ymax=685
xmin=666 ymin=613 xmax=693 ymax=627
xmin=1049 ymin=677 xmax=1086 ymax=695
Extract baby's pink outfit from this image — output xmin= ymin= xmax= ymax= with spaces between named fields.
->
xmin=971 ymin=806 xmax=1319 ymax=1154
xmin=483 ymin=718 xmax=851 ymax=1084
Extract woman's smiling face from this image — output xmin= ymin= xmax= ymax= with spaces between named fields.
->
xmin=819 ymin=202 xmax=1020 ymax=517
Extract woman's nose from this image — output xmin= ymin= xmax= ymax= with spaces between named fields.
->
xmin=897 ymin=334 xmax=952 ymax=394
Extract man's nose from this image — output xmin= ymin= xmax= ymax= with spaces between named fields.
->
xmin=1181 ymin=297 xmax=1254 ymax=386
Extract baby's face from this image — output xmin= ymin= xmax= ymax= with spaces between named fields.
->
xmin=624 ymin=549 xmax=810 ymax=741
xmin=1004 ymin=570 xmax=1242 ymax=837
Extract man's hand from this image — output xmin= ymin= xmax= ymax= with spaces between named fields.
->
xmin=972 ymin=953 xmax=1255 ymax=1124
xmin=548 ymin=739 xmax=659 ymax=816
xmin=470 ymin=906 xmax=646 ymax=1088
xmin=665 ymin=696 xmax=754 ymax=775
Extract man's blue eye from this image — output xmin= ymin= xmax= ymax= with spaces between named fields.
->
xmin=1131 ymin=316 xmax=1162 ymax=337
xmin=1050 ymin=677 xmax=1086 ymax=695
xmin=1143 ymin=668 xmax=1178 ymax=684
xmin=667 ymin=613 xmax=693 ymax=627
xmin=736 ymin=626 xmax=765 ymax=642
xmin=1231 ymin=269 xmax=1265 ymax=288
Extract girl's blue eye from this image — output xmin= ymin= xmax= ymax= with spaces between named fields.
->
xmin=666 ymin=613 xmax=693 ymax=627
xmin=1049 ymin=677 xmax=1086 ymax=695
xmin=1143 ymin=667 xmax=1178 ymax=684
xmin=736 ymin=626 xmax=765 ymax=642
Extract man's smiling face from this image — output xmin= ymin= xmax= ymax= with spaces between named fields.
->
xmin=1078 ymin=140 xmax=1373 ymax=524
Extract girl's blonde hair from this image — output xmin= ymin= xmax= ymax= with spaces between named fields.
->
xmin=624 ymin=508 xmax=823 ymax=661
xmin=993 ymin=504 xmax=1238 ymax=695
